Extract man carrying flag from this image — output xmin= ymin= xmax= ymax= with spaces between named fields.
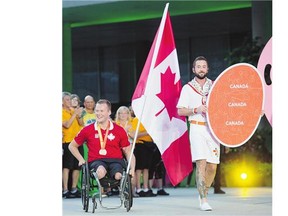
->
xmin=131 ymin=3 xmax=192 ymax=187
xmin=177 ymin=56 xmax=219 ymax=211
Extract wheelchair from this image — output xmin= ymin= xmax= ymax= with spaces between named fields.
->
xmin=80 ymin=160 xmax=133 ymax=213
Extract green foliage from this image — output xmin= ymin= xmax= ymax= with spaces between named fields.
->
xmin=221 ymin=127 xmax=272 ymax=187
xmin=221 ymin=36 xmax=272 ymax=187
xmin=221 ymin=160 xmax=272 ymax=187
xmin=225 ymin=36 xmax=265 ymax=67
xmin=257 ymin=162 xmax=272 ymax=177
xmin=223 ymin=128 xmax=272 ymax=164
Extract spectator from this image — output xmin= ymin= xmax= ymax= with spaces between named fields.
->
xmin=82 ymin=95 xmax=96 ymax=126
xmin=62 ymin=92 xmax=84 ymax=198
xmin=148 ymin=143 xmax=169 ymax=196
xmin=115 ymin=106 xmax=133 ymax=138
xmin=128 ymin=115 xmax=156 ymax=197
xmin=114 ymin=106 xmax=138 ymax=197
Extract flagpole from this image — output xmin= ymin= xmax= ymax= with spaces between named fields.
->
xmin=129 ymin=3 xmax=193 ymax=185
xmin=148 ymin=3 xmax=169 ymax=75
xmin=127 ymin=3 xmax=169 ymax=174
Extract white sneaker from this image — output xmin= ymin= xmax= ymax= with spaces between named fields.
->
xmin=200 ymin=202 xmax=212 ymax=211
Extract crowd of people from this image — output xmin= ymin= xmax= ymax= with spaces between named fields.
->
xmin=62 ymin=56 xmax=230 ymax=211
xmin=62 ymin=94 xmax=169 ymax=199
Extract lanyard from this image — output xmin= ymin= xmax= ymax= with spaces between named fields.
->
xmin=97 ymin=121 xmax=110 ymax=150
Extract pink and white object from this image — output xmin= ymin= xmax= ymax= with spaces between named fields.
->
xmin=257 ymin=38 xmax=272 ymax=126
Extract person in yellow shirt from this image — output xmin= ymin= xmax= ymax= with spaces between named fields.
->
xmin=128 ymin=107 xmax=156 ymax=197
xmin=114 ymin=106 xmax=138 ymax=197
xmin=115 ymin=106 xmax=133 ymax=142
xmin=81 ymin=95 xmax=97 ymax=161
xmin=82 ymin=95 xmax=96 ymax=126
xmin=62 ymin=92 xmax=84 ymax=198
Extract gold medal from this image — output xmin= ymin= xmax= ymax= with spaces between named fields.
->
xmin=99 ymin=149 xmax=107 ymax=155
xmin=97 ymin=121 xmax=110 ymax=156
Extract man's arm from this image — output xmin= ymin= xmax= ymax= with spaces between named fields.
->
xmin=68 ymin=140 xmax=86 ymax=166
xmin=122 ymin=145 xmax=135 ymax=177
xmin=76 ymin=116 xmax=84 ymax=126
xmin=63 ymin=107 xmax=84 ymax=128
xmin=62 ymin=112 xmax=78 ymax=128
xmin=177 ymin=107 xmax=194 ymax=117
xmin=76 ymin=107 xmax=84 ymax=126
xmin=177 ymin=105 xmax=207 ymax=117
xmin=127 ymin=130 xmax=149 ymax=140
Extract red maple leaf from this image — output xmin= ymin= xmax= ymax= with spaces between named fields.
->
xmin=156 ymin=67 xmax=182 ymax=121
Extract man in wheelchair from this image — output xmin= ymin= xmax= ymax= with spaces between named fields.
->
xmin=69 ymin=99 xmax=135 ymax=188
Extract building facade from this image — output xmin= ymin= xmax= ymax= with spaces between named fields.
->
xmin=63 ymin=0 xmax=272 ymax=113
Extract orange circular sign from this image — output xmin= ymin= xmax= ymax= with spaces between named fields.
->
xmin=207 ymin=63 xmax=264 ymax=147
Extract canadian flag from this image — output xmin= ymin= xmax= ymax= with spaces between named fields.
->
xmin=131 ymin=3 xmax=192 ymax=186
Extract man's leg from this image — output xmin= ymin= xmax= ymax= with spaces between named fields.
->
xmin=96 ymin=165 xmax=107 ymax=179
xmin=132 ymin=171 xmax=138 ymax=197
xmin=71 ymin=169 xmax=80 ymax=189
xmin=195 ymin=160 xmax=207 ymax=199
xmin=62 ymin=168 xmax=70 ymax=192
xmin=70 ymin=170 xmax=81 ymax=197
xmin=196 ymin=160 xmax=214 ymax=211
xmin=205 ymin=163 xmax=217 ymax=195
xmin=135 ymin=170 xmax=142 ymax=190
xmin=142 ymin=169 xmax=149 ymax=190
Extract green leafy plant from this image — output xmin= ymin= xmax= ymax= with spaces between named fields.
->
xmin=225 ymin=36 xmax=265 ymax=67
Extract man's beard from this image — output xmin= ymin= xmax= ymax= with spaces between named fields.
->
xmin=195 ymin=73 xmax=207 ymax=79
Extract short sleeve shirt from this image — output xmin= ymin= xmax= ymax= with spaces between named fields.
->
xmin=62 ymin=108 xmax=82 ymax=143
xmin=131 ymin=117 xmax=153 ymax=143
xmin=82 ymin=112 xmax=96 ymax=126
xmin=74 ymin=120 xmax=130 ymax=162
xmin=177 ymin=79 xmax=212 ymax=122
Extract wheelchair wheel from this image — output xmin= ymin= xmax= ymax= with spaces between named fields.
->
xmin=81 ymin=163 xmax=90 ymax=212
xmin=123 ymin=174 xmax=133 ymax=212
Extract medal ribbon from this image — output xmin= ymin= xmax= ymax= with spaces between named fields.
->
xmin=97 ymin=121 xmax=110 ymax=150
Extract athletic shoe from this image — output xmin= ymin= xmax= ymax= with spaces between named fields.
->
xmin=62 ymin=191 xmax=69 ymax=198
xmin=214 ymin=188 xmax=226 ymax=194
xmin=136 ymin=190 xmax=146 ymax=197
xmin=137 ymin=190 xmax=157 ymax=197
xmin=157 ymin=189 xmax=169 ymax=196
xmin=132 ymin=192 xmax=140 ymax=198
xmin=147 ymin=189 xmax=157 ymax=197
xmin=63 ymin=191 xmax=76 ymax=199
xmin=111 ymin=187 xmax=120 ymax=195
xmin=106 ymin=191 xmax=113 ymax=197
xmin=70 ymin=189 xmax=81 ymax=198
xmin=200 ymin=202 xmax=212 ymax=211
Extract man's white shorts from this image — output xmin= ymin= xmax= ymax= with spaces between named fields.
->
xmin=189 ymin=124 xmax=220 ymax=164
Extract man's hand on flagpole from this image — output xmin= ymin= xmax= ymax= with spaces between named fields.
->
xmin=197 ymin=105 xmax=207 ymax=114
